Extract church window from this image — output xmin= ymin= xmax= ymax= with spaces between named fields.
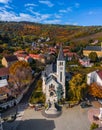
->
xmin=60 ymin=72 xmax=62 ymax=82
xmin=59 ymin=62 xmax=63 ymax=66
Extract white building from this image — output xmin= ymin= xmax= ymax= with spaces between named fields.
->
xmin=87 ymin=70 xmax=102 ymax=86
xmin=42 ymin=46 xmax=66 ymax=103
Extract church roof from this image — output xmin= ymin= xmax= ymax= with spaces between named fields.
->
xmin=42 ymin=63 xmax=56 ymax=77
xmin=57 ymin=45 xmax=65 ymax=61
xmin=45 ymin=75 xmax=57 ymax=85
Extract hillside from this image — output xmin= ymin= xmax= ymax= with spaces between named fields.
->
xmin=0 ymin=21 xmax=102 ymax=48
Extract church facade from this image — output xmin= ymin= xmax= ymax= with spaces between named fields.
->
xmin=42 ymin=46 xmax=66 ymax=103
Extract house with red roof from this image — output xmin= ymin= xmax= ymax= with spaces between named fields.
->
xmin=14 ymin=50 xmax=32 ymax=63
xmin=87 ymin=70 xmax=102 ymax=86
xmin=64 ymin=52 xmax=79 ymax=61
xmin=29 ymin=54 xmax=46 ymax=63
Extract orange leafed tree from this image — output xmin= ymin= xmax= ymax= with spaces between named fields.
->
xmin=89 ymin=83 xmax=102 ymax=98
xmin=9 ymin=61 xmax=32 ymax=92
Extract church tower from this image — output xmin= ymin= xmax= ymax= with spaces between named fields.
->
xmin=57 ymin=45 xmax=66 ymax=98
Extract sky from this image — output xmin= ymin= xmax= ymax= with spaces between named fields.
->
xmin=0 ymin=0 xmax=102 ymax=26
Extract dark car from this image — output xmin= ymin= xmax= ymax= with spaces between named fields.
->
xmin=80 ymin=102 xmax=89 ymax=108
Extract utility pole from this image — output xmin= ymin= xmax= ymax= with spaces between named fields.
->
xmin=0 ymin=113 xmax=3 ymax=130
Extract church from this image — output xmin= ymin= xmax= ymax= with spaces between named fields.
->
xmin=42 ymin=46 xmax=66 ymax=103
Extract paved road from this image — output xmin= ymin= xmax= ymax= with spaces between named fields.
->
xmin=3 ymin=105 xmax=90 ymax=130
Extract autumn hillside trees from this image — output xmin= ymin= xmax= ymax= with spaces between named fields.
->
xmin=9 ymin=61 xmax=32 ymax=93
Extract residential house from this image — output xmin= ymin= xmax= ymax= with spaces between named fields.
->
xmin=87 ymin=70 xmax=102 ymax=86
xmin=14 ymin=50 xmax=32 ymax=63
xmin=29 ymin=54 xmax=46 ymax=64
xmin=79 ymin=57 xmax=93 ymax=67
xmin=2 ymin=55 xmax=18 ymax=67
xmin=0 ymin=67 xmax=9 ymax=80
xmin=83 ymin=43 xmax=102 ymax=58
xmin=0 ymin=79 xmax=11 ymax=101
xmin=64 ymin=52 xmax=78 ymax=61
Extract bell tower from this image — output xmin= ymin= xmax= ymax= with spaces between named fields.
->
xmin=57 ymin=45 xmax=65 ymax=98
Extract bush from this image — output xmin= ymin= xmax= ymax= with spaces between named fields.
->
xmin=90 ymin=123 xmax=99 ymax=130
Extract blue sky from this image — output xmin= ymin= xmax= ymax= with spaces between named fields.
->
xmin=0 ymin=0 xmax=102 ymax=26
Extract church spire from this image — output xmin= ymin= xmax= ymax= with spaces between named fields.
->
xmin=57 ymin=45 xmax=64 ymax=60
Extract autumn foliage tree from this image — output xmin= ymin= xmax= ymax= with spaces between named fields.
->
xmin=9 ymin=61 xmax=32 ymax=92
xmin=69 ymin=73 xmax=88 ymax=101
xmin=89 ymin=82 xmax=102 ymax=98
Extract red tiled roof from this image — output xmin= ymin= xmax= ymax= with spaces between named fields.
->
xmin=63 ymin=49 xmax=70 ymax=53
xmin=96 ymin=70 xmax=102 ymax=80
xmin=0 ymin=67 xmax=9 ymax=77
xmin=16 ymin=53 xmax=27 ymax=58
xmin=14 ymin=50 xmax=27 ymax=55
xmin=49 ymin=47 xmax=56 ymax=52
xmin=64 ymin=52 xmax=78 ymax=57
xmin=29 ymin=54 xmax=41 ymax=59
xmin=25 ymin=56 xmax=31 ymax=60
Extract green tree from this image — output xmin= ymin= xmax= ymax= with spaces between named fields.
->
xmin=89 ymin=52 xmax=98 ymax=62
xmin=90 ymin=123 xmax=99 ymax=130
xmin=9 ymin=61 xmax=32 ymax=92
xmin=69 ymin=73 xmax=88 ymax=101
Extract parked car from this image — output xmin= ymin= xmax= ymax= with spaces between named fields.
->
xmin=80 ymin=102 xmax=89 ymax=108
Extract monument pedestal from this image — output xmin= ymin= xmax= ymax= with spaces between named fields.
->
xmin=45 ymin=102 xmax=58 ymax=115
xmin=42 ymin=102 xmax=62 ymax=118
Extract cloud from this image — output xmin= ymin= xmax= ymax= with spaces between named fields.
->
xmin=44 ymin=19 xmax=61 ymax=24
xmin=25 ymin=3 xmax=38 ymax=7
xmin=0 ymin=0 xmax=11 ymax=4
xmin=59 ymin=9 xmax=67 ymax=13
xmin=75 ymin=3 xmax=80 ymax=8
xmin=73 ymin=22 xmax=78 ymax=25
xmin=88 ymin=11 xmax=96 ymax=15
xmin=54 ymin=14 xmax=62 ymax=19
xmin=39 ymin=0 xmax=54 ymax=7
xmin=0 ymin=7 xmax=51 ymax=23
xmin=59 ymin=7 xmax=72 ymax=13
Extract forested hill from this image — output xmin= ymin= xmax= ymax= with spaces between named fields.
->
xmin=0 ymin=21 xmax=102 ymax=47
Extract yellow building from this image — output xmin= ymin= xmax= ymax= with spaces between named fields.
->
xmin=83 ymin=45 xmax=102 ymax=58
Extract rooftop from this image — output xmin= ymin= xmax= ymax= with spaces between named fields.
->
xmin=0 ymin=79 xmax=8 ymax=88
xmin=0 ymin=67 xmax=9 ymax=77
xmin=4 ymin=55 xmax=18 ymax=62
xmin=84 ymin=46 xmax=102 ymax=51
xmin=96 ymin=70 xmax=102 ymax=80
xmin=42 ymin=63 xmax=56 ymax=77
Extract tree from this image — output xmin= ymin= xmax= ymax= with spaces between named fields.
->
xmin=9 ymin=61 xmax=32 ymax=92
xmin=89 ymin=52 xmax=98 ymax=62
xmin=69 ymin=73 xmax=88 ymax=101
xmin=90 ymin=123 xmax=99 ymax=130
xmin=89 ymin=83 xmax=102 ymax=98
